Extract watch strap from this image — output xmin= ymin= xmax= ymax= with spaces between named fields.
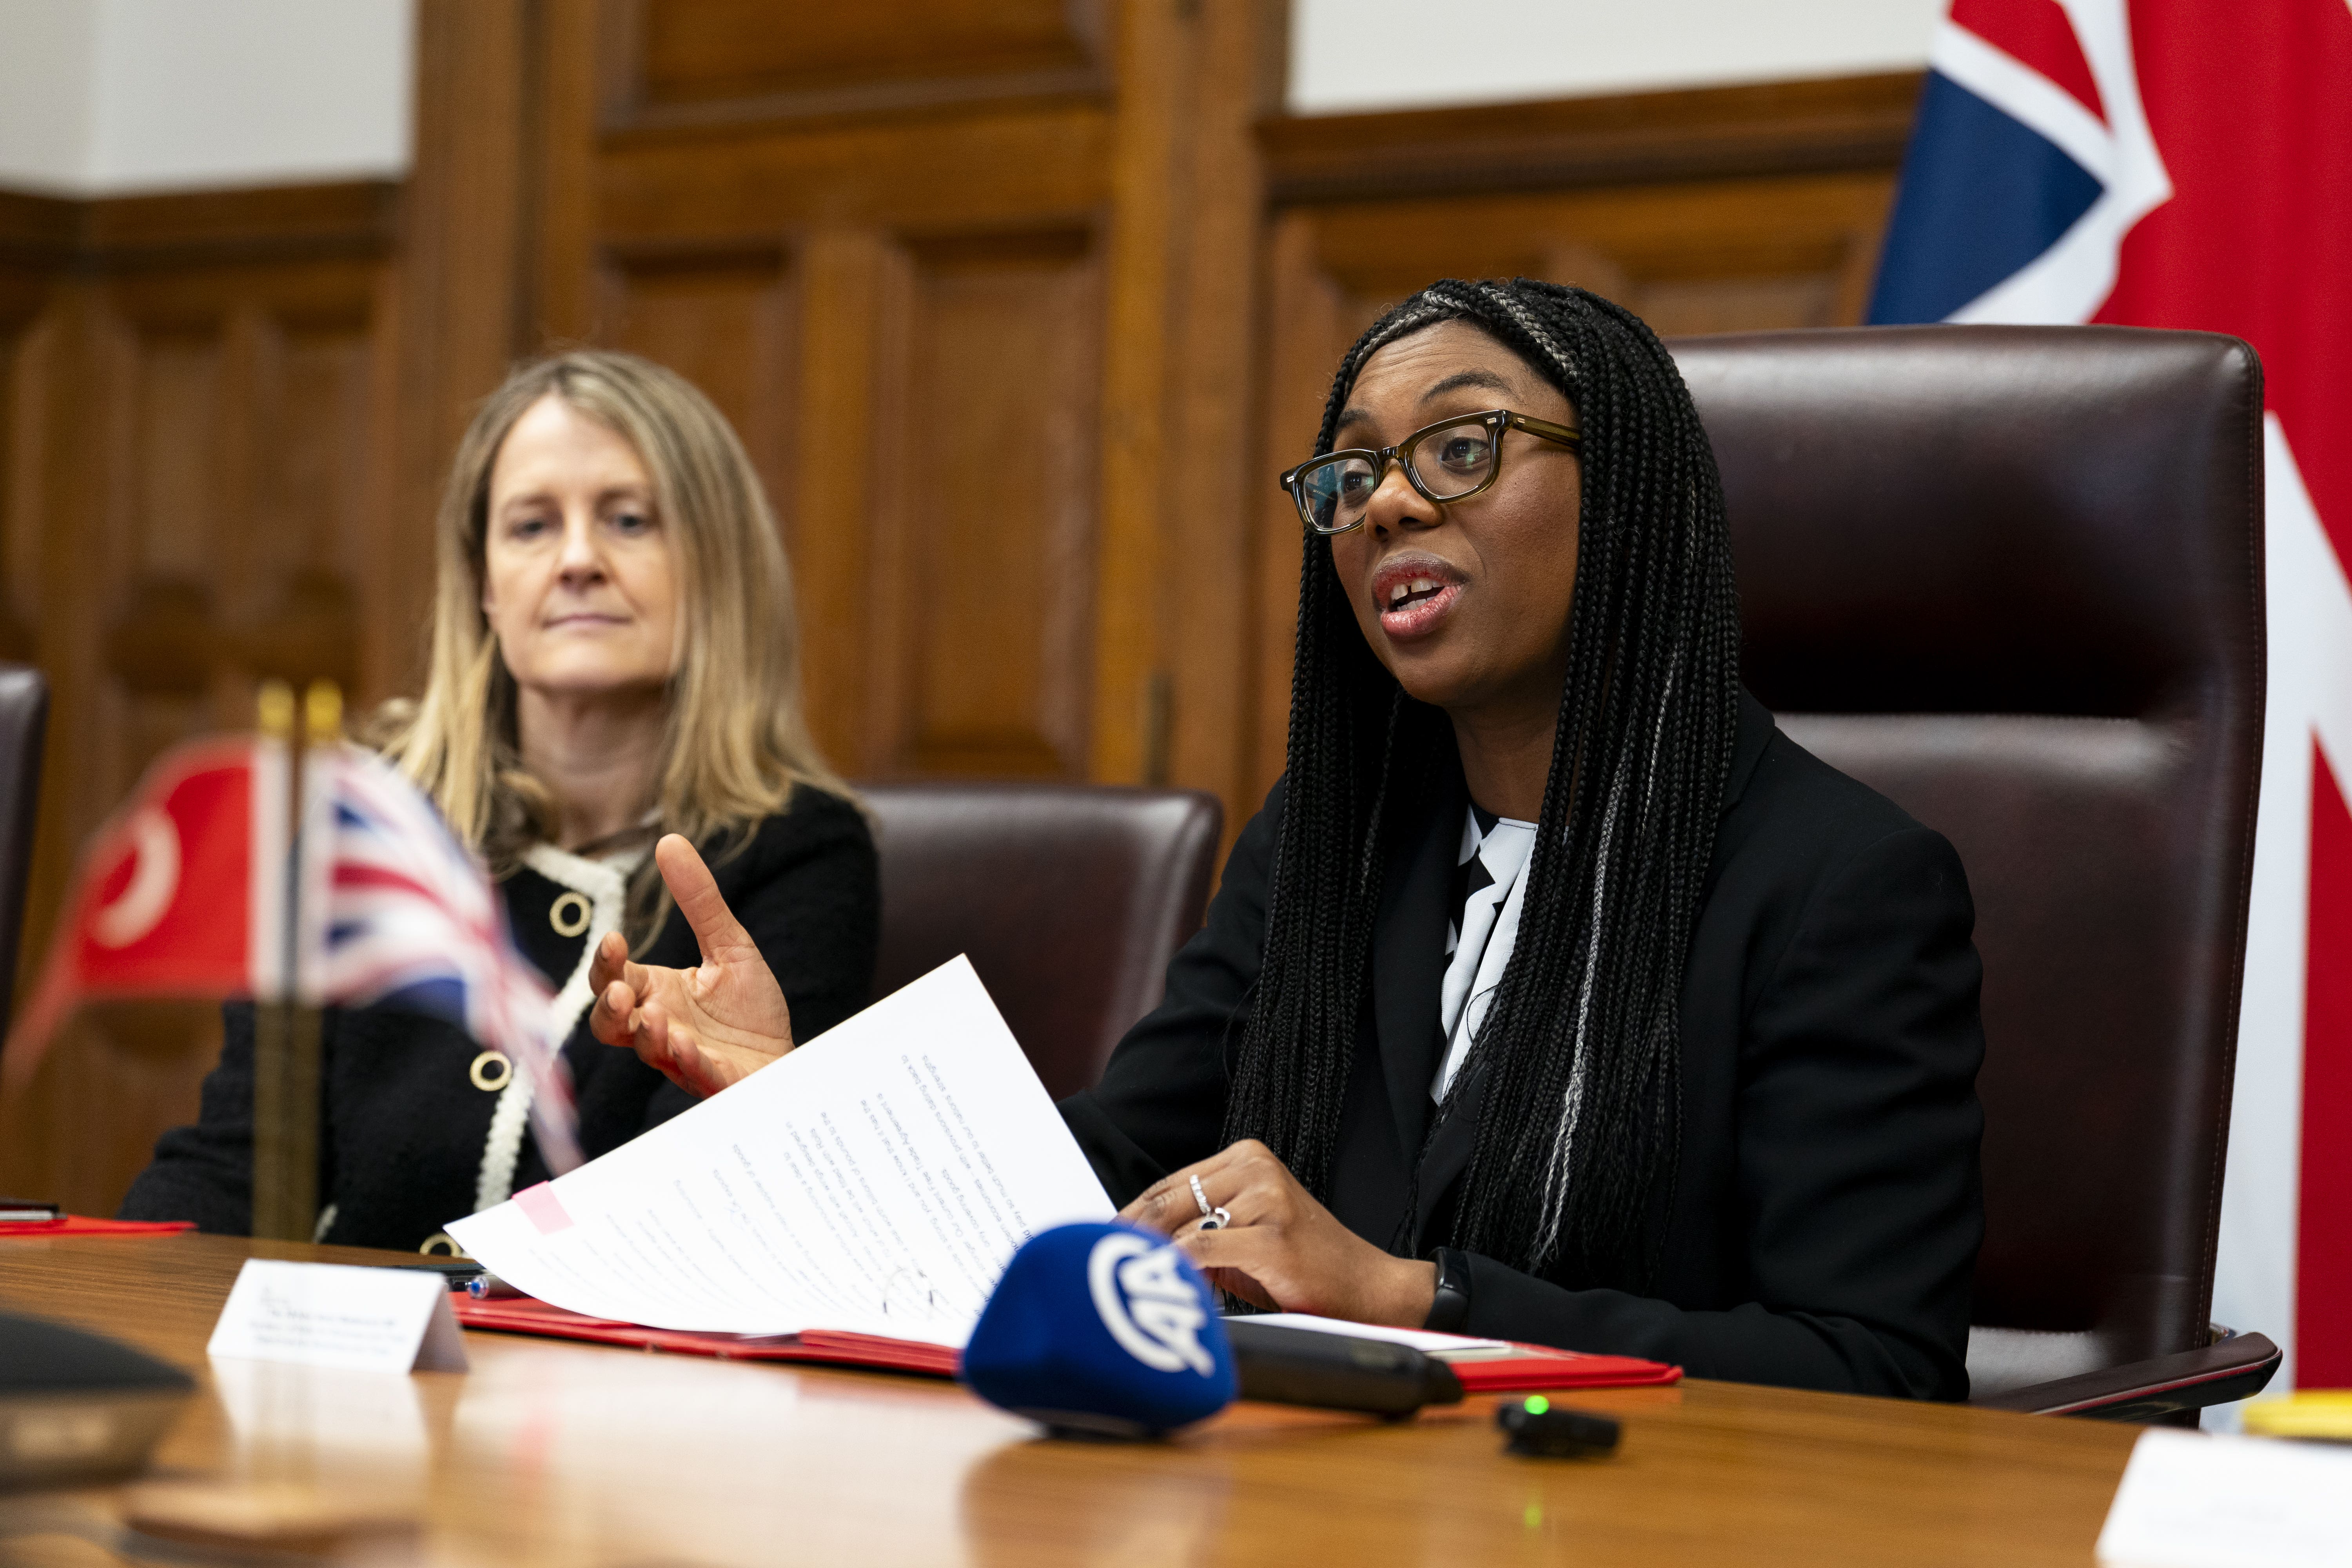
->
xmin=1424 ymin=1246 xmax=1472 ymax=1333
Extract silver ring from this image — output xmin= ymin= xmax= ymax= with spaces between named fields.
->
xmin=1200 ymin=1207 xmax=1232 ymax=1232
xmin=1188 ymin=1172 xmax=1213 ymax=1220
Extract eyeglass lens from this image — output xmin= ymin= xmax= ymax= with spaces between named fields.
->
xmin=1296 ymin=417 xmax=1500 ymax=532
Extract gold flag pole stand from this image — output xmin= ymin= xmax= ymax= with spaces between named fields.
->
xmin=250 ymin=679 xmax=341 ymax=1244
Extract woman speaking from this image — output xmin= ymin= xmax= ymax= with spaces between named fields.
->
xmin=593 ymin=281 xmax=1985 ymax=1400
xmin=122 ymin=351 xmax=877 ymax=1252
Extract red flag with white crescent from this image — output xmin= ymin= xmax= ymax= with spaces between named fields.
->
xmin=2 ymin=736 xmax=289 ymax=1091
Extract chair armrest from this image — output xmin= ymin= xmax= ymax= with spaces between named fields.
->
xmin=1971 ymin=1331 xmax=2280 ymax=1420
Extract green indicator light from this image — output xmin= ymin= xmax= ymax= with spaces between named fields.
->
xmin=1524 ymin=1395 xmax=1550 ymax=1415
xmin=1524 ymin=1503 xmax=1543 ymax=1530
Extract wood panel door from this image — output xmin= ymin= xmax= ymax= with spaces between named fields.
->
xmin=582 ymin=0 xmax=1279 ymax=799
xmin=0 ymin=189 xmax=398 ymax=1214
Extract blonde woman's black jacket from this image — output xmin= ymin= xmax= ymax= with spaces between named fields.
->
xmin=1059 ymin=693 xmax=1986 ymax=1400
xmin=120 ymin=787 xmax=877 ymax=1251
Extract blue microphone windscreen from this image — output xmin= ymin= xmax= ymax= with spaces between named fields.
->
xmin=960 ymin=1223 xmax=1236 ymax=1438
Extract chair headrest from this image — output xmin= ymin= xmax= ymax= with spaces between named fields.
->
xmin=1669 ymin=325 xmax=2263 ymax=717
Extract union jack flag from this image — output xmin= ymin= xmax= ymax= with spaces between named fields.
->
xmin=1871 ymin=0 xmax=2352 ymax=1394
xmin=296 ymin=743 xmax=583 ymax=1173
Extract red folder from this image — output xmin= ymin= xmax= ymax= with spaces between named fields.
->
xmin=0 ymin=1216 xmax=194 ymax=1238
xmin=454 ymin=1296 xmax=960 ymax=1375
xmin=454 ymin=1296 xmax=1679 ymax=1391
xmin=1426 ymin=1342 xmax=1681 ymax=1393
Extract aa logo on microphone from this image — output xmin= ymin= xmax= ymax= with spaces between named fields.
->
xmin=1086 ymin=1231 xmax=1215 ymax=1376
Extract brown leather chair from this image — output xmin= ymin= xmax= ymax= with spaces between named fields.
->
xmin=858 ymin=782 xmax=1223 ymax=1099
xmin=0 ymin=664 xmax=47 ymax=1023
xmin=1672 ymin=324 xmax=2277 ymax=1420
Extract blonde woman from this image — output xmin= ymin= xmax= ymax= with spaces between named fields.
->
xmin=122 ymin=351 xmax=877 ymax=1251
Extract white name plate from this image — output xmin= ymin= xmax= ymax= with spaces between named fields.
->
xmin=207 ymin=1259 xmax=470 ymax=1375
xmin=2098 ymin=1426 xmax=2352 ymax=1568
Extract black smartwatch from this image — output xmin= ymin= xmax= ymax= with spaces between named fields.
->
xmin=1425 ymin=1246 xmax=1473 ymax=1333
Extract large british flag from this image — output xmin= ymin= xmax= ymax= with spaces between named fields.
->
xmin=1871 ymin=0 xmax=2352 ymax=1394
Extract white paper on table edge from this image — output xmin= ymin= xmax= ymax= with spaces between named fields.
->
xmin=445 ymin=954 xmax=1112 ymax=1336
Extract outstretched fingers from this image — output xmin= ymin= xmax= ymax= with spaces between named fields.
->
xmin=654 ymin=834 xmax=758 ymax=966
xmin=636 ymin=1000 xmax=720 ymax=1096
xmin=587 ymin=929 xmax=626 ymax=995
xmin=587 ymin=930 xmax=658 ymax=1009
xmin=589 ymin=975 xmax=640 ymax=1049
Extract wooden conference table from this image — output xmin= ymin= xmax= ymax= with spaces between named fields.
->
xmin=0 ymin=1234 xmax=2141 ymax=1566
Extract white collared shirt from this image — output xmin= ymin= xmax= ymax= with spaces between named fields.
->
xmin=1432 ymin=804 xmax=1537 ymax=1101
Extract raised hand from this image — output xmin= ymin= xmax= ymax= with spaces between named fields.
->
xmin=586 ymin=833 xmax=794 ymax=1098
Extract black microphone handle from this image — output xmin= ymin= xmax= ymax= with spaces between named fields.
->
xmin=1222 ymin=1320 xmax=1465 ymax=1418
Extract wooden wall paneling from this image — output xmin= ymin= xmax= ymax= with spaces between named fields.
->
xmin=380 ymin=0 xmax=604 ymax=693
xmin=5 ymin=286 xmax=96 ymax=1211
xmin=532 ymin=0 xmax=606 ymax=346
xmin=1082 ymin=0 xmax=1283 ymax=808
xmin=859 ymin=237 xmax=919 ymax=781
xmin=0 ymin=206 xmax=58 ymax=1019
xmin=792 ymin=228 xmax=891 ymax=771
xmin=11 ymin=272 xmax=228 ymax=1215
xmin=102 ymin=254 xmax=385 ymax=728
xmin=1273 ymin=175 xmax=1898 ymax=339
xmin=0 ymin=191 xmax=397 ymax=1215
xmin=46 ymin=283 xmax=237 ymax=1221
xmin=250 ymin=313 xmax=376 ymax=693
xmin=1258 ymin=71 xmax=1922 ymax=205
xmin=1251 ymin=211 xmax=1338 ymax=799
xmin=866 ymin=229 xmax=1102 ymax=779
xmin=1157 ymin=0 xmax=1285 ymax=827
xmin=0 ymin=224 xmax=80 ymax=1208
xmin=18 ymin=283 xmax=104 ymax=1023
xmin=620 ymin=0 xmax=1107 ymax=129
xmin=0 ymin=197 xmax=53 ymax=671
xmin=597 ymin=104 xmax=1115 ymax=245
xmin=606 ymin=245 xmax=798 ymax=534
xmin=379 ymin=0 xmax=535 ymax=702
xmin=0 ymin=321 xmax=40 ymax=668
xmin=586 ymin=0 xmax=1158 ymax=791
xmin=1088 ymin=0 xmax=1192 ymax=788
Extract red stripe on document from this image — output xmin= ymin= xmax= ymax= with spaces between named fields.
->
xmin=516 ymin=1181 xmax=575 ymax=1236
xmin=2300 ymin=744 xmax=2352 ymax=1387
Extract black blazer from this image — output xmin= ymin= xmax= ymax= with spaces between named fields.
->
xmin=120 ymin=786 xmax=878 ymax=1251
xmin=1061 ymin=693 xmax=1985 ymax=1399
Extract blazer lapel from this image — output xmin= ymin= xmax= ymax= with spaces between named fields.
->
xmin=1413 ymin=688 xmax=1780 ymax=1250
xmin=1409 ymin=1051 xmax=1487 ymax=1252
xmin=1370 ymin=765 xmax=1463 ymax=1165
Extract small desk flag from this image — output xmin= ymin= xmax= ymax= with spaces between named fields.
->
xmin=4 ymin=734 xmax=579 ymax=1171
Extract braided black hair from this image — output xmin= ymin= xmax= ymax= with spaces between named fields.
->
xmin=1223 ymin=279 xmax=1740 ymax=1286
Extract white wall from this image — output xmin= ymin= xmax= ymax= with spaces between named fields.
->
xmin=0 ymin=0 xmax=102 ymax=193
xmin=0 ymin=0 xmax=1933 ymax=194
xmin=1290 ymin=0 xmax=1942 ymax=115
xmin=0 ymin=0 xmax=412 ymax=196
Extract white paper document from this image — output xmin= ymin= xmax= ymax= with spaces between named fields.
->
xmin=2097 ymin=1427 xmax=2352 ymax=1568
xmin=1246 ymin=1313 xmax=1511 ymax=1357
xmin=448 ymin=956 xmax=1114 ymax=1347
